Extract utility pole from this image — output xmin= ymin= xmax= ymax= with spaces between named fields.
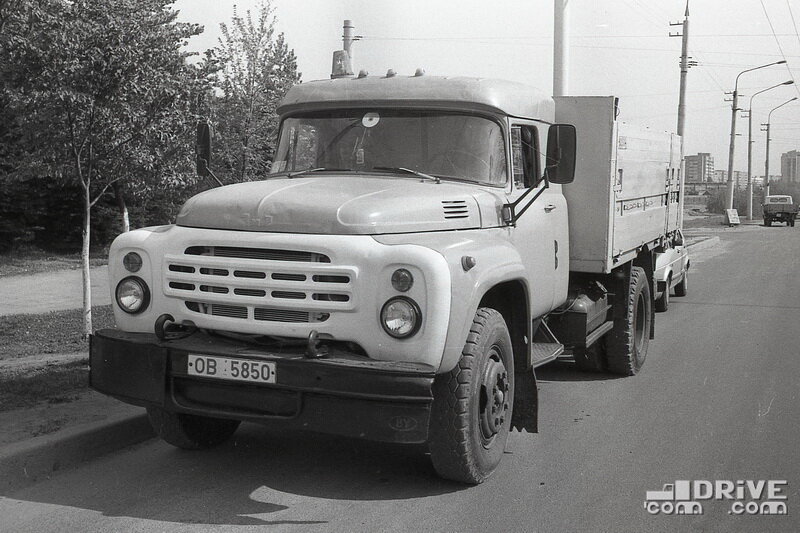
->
xmin=724 ymin=60 xmax=787 ymax=210
xmin=553 ymin=0 xmax=569 ymax=96
xmin=763 ymin=97 xmax=797 ymax=197
xmin=670 ymin=2 xmax=690 ymax=137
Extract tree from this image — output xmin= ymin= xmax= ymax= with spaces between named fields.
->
xmin=2 ymin=0 xmax=203 ymax=337
xmin=212 ymin=1 xmax=300 ymax=181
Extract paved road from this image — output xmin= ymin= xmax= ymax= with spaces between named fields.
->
xmin=0 ymin=266 xmax=110 ymax=316
xmin=1 ymin=226 xmax=799 ymax=532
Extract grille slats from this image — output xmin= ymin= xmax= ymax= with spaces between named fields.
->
xmin=167 ymin=245 xmax=354 ymax=326
xmin=185 ymin=246 xmax=330 ymax=263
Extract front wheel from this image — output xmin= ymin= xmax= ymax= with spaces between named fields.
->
xmin=674 ymin=271 xmax=688 ymax=297
xmin=147 ymin=407 xmax=240 ymax=450
xmin=428 ymin=308 xmax=514 ymax=484
xmin=655 ymin=276 xmax=671 ymax=312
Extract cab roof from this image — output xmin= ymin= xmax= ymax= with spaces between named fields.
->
xmin=277 ymin=75 xmax=554 ymax=121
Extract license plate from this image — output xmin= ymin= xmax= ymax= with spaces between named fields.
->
xmin=187 ymin=354 xmax=277 ymax=384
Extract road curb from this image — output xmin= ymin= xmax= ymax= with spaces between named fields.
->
xmin=0 ymin=412 xmax=154 ymax=493
xmin=685 ymin=235 xmax=720 ymax=252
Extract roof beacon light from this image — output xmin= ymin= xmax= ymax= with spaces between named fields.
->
xmin=385 ymin=69 xmax=397 ymax=78
xmin=414 ymin=68 xmax=425 ymax=77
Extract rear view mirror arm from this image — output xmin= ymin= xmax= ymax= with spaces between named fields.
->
xmin=502 ymin=180 xmax=549 ymax=226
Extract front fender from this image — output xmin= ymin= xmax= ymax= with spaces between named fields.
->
xmin=375 ymin=229 xmax=528 ymax=373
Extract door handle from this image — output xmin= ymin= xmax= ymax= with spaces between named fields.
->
xmin=544 ymin=204 xmax=557 ymax=212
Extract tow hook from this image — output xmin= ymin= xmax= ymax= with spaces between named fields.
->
xmin=305 ymin=330 xmax=329 ymax=359
xmin=154 ymin=314 xmax=197 ymax=341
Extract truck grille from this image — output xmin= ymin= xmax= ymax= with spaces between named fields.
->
xmin=165 ymin=245 xmax=355 ymax=326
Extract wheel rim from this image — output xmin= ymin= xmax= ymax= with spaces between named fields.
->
xmin=634 ymin=291 xmax=646 ymax=361
xmin=478 ymin=346 xmax=510 ymax=446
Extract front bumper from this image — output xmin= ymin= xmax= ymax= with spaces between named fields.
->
xmin=89 ymin=329 xmax=435 ymax=444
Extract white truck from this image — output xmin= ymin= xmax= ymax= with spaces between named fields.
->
xmin=90 ymin=75 xmax=683 ymax=483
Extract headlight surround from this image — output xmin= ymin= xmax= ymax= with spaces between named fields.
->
xmin=380 ymin=297 xmax=421 ymax=338
xmin=123 ymin=252 xmax=143 ymax=273
xmin=391 ymin=268 xmax=414 ymax=292
xmin=115 ymin=276 xmax=150 ymax=314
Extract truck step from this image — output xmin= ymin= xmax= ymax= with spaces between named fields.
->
xmin=530 ymin=342 xmax=564 ymax=367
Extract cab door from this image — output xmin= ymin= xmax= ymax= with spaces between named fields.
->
xmin=506 ymin=122 xmax=567 ymax=317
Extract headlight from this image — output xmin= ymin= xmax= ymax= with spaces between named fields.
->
xmin=123 ymin=252 xmax=143 ymax=273
xmin=391 ymin=268 xmax=414 ymax=292
xmin=115 ymin=277 xmax=150 ymax=314
xmin=380 ymin=297 xmax=421 ymax=338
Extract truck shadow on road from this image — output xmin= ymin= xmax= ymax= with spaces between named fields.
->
xmin=536 ymin=360 xmax=626 ymax=382
xmin=4 ymin=424 xmax=467 ymax=526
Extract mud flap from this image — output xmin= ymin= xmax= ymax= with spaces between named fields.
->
xmin=511 ymin=367 xmax=538 ymax=433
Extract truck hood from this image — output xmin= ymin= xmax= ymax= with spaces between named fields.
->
xmin=176 ymin=176 xmax=505 ymax=234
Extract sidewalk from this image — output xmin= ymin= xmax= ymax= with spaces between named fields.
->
xmin=0 ymin=266 xmax=110 ymax=317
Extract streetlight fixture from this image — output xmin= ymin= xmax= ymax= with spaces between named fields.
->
xmin=747 ymin=80 xmax=794 ymax=219
xmin=725 ymin=60 xmax=787 ymax=211
xmin=764 ymin=96 xmax=798 ymax=197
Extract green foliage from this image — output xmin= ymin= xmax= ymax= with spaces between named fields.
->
xmin=210 ymin=1 xmax=300 ymax=182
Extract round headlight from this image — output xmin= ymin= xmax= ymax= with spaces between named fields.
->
xmin=391 ymin=268 xmax=414 ymax=292
xmin=115 ymin=277 xmax=150 ymax=314
xmin=123 ymin=252 xmax=143 ymax=273
xmin=380 ymin=297 xmax=421 ymax=338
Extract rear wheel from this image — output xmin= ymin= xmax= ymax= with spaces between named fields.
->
xmin=765 ymin=217 xmax=771 ymax=227
xmin=655 ymin=275 xmax=671 ymax=312
xmin=147 ymin=407 xmax=240 ymax=449
xmin=428 ymin=308 xmax=514 ymax=484
xmin=674 ymin=271 xmax=688 ymax=297
xmin=605 ymin=266 xmax=651 ymax=376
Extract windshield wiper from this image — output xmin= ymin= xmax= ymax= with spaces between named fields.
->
xmin=267 ymin=167 xmax=351 ymax=178
xmin=372 ymin=166 xmax=441 ymax=184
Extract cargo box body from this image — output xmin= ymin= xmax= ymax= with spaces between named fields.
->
xmin=555 ymin=96 xmax=683 ymax=274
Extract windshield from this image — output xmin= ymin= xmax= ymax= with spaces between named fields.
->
xmin=272 ymin=109 xmax=508 ymax=185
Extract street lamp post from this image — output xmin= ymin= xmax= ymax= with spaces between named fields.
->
xmin=747 ymin=80 xmax=794 ymax=220
xmin=725 ymin=60 xmax=786 ymax=211
xmin=764 ymin=97 xmax=798 ymax=197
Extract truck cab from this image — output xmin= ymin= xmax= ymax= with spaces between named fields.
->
xmin=90 ymin=75 xmax=681 ymax=484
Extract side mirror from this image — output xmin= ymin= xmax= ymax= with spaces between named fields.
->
xmin=545 ymin=124 xmax=576 ymax=184
xmin=196 ymin=121 xmax=212 ymax=177
xmin=674 ymin=231 xmax=684 ymax=247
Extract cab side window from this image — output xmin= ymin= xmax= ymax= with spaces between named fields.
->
xmin=510 ymin=125 xmax=540 ymax=188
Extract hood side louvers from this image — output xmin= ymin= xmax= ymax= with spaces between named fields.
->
xmin=442 ymin=200 xmax=469 ymax=219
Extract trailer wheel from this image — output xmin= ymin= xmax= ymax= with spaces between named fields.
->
xmin=428 ymin=308 xmax=514 ymax=484
xmin=605 ymin=266 xmax=651 ymax=376
xmin=147 ymin=407 xmax=240 ymax=449
xmin=655 ymin=275 xmax=670 ymax=312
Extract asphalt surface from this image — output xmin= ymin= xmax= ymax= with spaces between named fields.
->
xmin=1 ymin=225 xmax=799 ymax=532
xmin=0 ymin=266 xmax=110 ymax=316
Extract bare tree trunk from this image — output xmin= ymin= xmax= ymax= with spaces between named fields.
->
xmin=81 ymin=180 xmax=93 ymax=339
xmin=113 ymin=181 xmax=130 ymax=232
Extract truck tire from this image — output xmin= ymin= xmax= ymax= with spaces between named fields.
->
xmin=655 ymin=275 xmax=670 ymax=312
xmin=674 ymin=271 xmax=688 ymax=297
xmin=428 ymin=308 xmax=514 ymax=484
xmin=605 ymin=266 xmax=651 ymax=376
xmin=764 ymin=217 xmax=771 ymax=227
xmin=147 ymin=407 xmax=240 ymax=450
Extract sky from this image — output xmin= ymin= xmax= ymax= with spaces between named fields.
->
xmin=173 ymin=0 xmax=800 ymax=177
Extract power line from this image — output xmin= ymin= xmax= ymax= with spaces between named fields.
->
xmin=759 ymin=0 xmax=800 ymax=99
xmin=788 ymin=0 xmax=800 ymax=53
